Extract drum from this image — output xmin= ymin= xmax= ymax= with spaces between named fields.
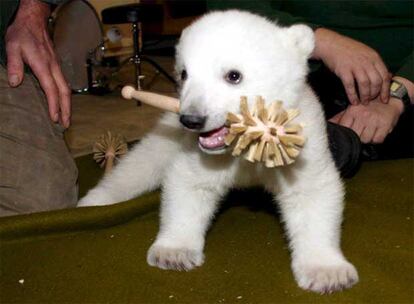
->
xmin=51 ymin=0 xmax=103 ymax=92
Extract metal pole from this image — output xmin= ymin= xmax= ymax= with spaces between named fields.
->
xmin=132 ymin=22 xmax=142 ymax=105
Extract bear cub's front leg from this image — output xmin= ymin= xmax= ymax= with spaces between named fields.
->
xmin=147 ymin=169 xmax=223 ymax=271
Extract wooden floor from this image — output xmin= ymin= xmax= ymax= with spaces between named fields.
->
xmin=65 ymin=56 xmax=177 ymax=157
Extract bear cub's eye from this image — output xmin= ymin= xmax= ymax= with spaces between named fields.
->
xmin=225 ymin=70 xmax=242 ymax=84
xmin=181 ymin=69 xmax=188 ymax=81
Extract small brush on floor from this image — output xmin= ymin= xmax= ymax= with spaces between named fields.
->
xmin=93 ymin=131 xmax=128 ymax=174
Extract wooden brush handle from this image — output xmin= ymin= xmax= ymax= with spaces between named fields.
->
xmin=104 ymin=154 xmax=114 ymax=174
xmin=121 ymin=86 xmax=180 ymax=113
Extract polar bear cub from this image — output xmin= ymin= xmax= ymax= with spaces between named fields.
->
xmin=78 ymin=10 xmax=358 ymax=293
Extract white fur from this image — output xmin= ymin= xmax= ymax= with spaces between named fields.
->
xmin=78 ymin=11 xmax=358 ymax=293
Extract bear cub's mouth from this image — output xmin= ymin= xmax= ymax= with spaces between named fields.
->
xmin=198 ymin=126 xmax=229 ymax=154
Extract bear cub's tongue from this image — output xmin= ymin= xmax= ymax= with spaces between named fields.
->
xmin=199 ymin=126 xmax=228 ymax=150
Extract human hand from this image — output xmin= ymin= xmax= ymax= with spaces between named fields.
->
xmin=5 ymin=0 xmax=71 ymax=128
xmin=313 ymin=28 xmax=391 ymax=105
xmin=329 ymin=97 xmax=404 ymax=144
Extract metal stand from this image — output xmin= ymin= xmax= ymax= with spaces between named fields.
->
xmin=84 ymin=19 xmax=177 ymax=99
xmin=130 ymin=21 xmax=176 ymax=106
xmin=132 ymin=22 xmax=142 ymax=92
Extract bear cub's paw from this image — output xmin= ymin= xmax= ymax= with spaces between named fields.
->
xmin=147 ymin=244 xmax=205 ymax=271
xmin=293 ymin=260 xmax=359 ymax=294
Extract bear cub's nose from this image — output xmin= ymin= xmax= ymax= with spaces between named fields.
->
xmin=179 ymin=115 xmax=206 ymax=130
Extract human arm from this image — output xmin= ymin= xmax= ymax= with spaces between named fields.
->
xmin=5 ymin=0 xmax=71 ymax=128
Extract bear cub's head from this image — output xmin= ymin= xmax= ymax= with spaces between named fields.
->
xmin=175 ymin=10 xmax=314 ymax=154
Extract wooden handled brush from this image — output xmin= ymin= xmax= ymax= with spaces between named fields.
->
xmin=93 ymin=131 xmax=128 ymax=174
xmin=121 ymin=85 xmax=305 ymax=167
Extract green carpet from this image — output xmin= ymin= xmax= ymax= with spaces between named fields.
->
xmin=1 ymin=156 xmax=413 ymax=303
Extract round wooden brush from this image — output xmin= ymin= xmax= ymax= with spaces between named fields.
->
xmin=121 ymin=86 xmax=305 ymax=167
xmin=224 ymin=96 xmax=305 ymax=167
xmin=93 ymin=131 xmax=128 ymax=174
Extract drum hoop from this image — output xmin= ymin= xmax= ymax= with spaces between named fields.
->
xmin=50 ymin=0 xmax=104 ymax=39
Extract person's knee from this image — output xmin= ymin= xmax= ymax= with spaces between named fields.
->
xmin=29 ymin=144 xmax=79 ymax=213
xmin=48 ymin=150 xmax=79 ymax=209
xmin=0 ymin=142 xmax=78 ymax=216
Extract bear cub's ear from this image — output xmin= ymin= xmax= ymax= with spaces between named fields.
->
xmin=283 ymin=24 xmax=315 ymax=59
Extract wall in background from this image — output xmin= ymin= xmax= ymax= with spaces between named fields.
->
xmin=86 ymin=0 xmax=202 ymax=56
xmin=89 ymin=0 xmax=139 ymax=15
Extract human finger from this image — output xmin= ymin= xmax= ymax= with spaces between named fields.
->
xmin=25 ymin=53 xmax=60 ymax=122
xmin=328 ymin=111 xmax=345 ymax=124
xmin=340 ymin=71 xmax=360 ymax=105
xmin=349 ymin=117 xmax=365 ymax=137
xmin=360 ymin=125 xmax=376 ymax=144
xmin=5 ymin=41 xmax=24 ymax=87
xmin=43 ymin=34 xmax=72 ymax=127
xmin=371 ymin=126 xmax=389 ymax=144
xmin=374 ymin=61 xmax=391 ymax=103
xmin=338 ymin=110 xmax=354 ymax=129
xmin=353 ymin=68 xmax=371 ymax=105
xmin=50 ymin=61 xmax=71 ymax=128
xmin=366 ymin=66 xmax=382 ymax=100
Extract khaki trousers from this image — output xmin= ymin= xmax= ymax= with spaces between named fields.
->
xmin=0 ymin=66 xmax=78 ymax=216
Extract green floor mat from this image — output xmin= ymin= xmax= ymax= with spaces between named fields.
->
xmin=1 ymin=156 xmax=413 ymax=303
